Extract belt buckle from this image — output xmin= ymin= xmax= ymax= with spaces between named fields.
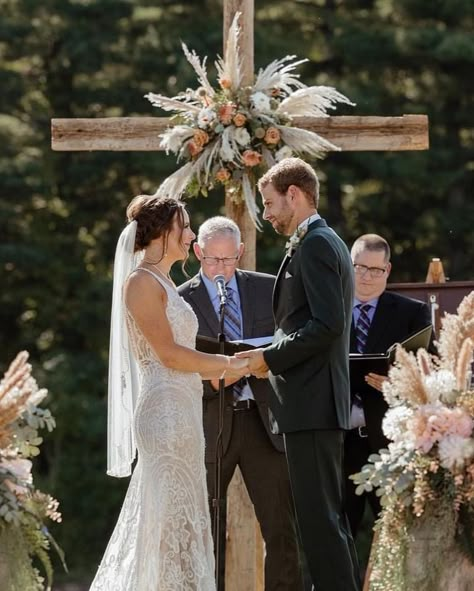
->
xmin=358 ymin=426 xmax=368 ymax=438
xmin=233 ymin=399 xmax=252 ymax=411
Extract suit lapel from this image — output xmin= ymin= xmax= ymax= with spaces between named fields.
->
xmin=271 ymin=218 xmax=327 ymax=316
xmin=236 ymin=270 xmax=255 ymax=338
xmin=272 ymin=254 xmax=291 ymax=315
xmin=365 ymin=293 xmax=395 ymax=353
xmin=350 ymin=322 xmax=357 ymax=352
xmin=185 ymin=274 xmax=220 ymax=335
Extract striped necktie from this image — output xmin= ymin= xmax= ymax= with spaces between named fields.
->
xmin=355 ymin=303 xmax=372 ymax=353
xmin=223 ymin=286 xmax=244 ymax=400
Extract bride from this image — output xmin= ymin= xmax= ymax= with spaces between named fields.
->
xmin=89 ymin=194 xmax=249 ymax=591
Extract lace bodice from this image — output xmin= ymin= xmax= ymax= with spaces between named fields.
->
xmin=127 ymin=267 xmax=198 ymax=365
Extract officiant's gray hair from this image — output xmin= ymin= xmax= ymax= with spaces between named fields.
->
xmin=197 ymin=216 xmax=241 ymax=247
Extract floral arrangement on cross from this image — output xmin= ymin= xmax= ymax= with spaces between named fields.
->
xmin=145 ymin=13 xmax=353 ymax=227
xmin=353 ymin=291 xmax=474 ymax=591
xmin=0 ymin=351 xmax=65 ymax=591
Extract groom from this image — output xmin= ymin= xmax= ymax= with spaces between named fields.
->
xmin=238 ymin=158 xmax=360 ymax=591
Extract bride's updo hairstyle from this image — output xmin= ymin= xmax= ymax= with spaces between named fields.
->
xmin=126 ymin=194 xmax=186 ymax=253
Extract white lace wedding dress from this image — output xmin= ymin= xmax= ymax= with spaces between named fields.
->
xmin=90 ymin=269 xmax=216 ymax=591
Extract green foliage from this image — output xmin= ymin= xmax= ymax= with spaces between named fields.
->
xmin=0 ymin=0 xmax=473 ymax=584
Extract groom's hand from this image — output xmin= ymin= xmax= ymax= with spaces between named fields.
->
xmin=235 ymin=349 xmax=269 ymax=378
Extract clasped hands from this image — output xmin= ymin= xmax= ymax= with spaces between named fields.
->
xmin=222 ymin=349 xmax=269 ymax=381
xmin=235 ymin=348 xmax=269 ymax=379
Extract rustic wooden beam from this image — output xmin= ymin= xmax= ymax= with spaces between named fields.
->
xmin=223 ymin=6 xmax=263 ymax=591
xmin=51 ymin=114 xmax=429 ymax=152
xmin=292 ymin=114 xmax=429 ymax=151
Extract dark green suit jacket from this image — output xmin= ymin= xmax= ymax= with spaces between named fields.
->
xmin=264 ymin=218 xmax=354 ymax=433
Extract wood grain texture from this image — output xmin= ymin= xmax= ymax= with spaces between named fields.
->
xmin=51 ymin=115 xmax=429 ymax=152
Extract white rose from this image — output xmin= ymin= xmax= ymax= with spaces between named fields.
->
xmin=250 ymin=91 xmax=271 ymax=113
xmin=438 ymin=435 xmax=474 ymax=470
xmin=234 ymin=127 xmax=251 ymax=147
xmin=197 ymin=108 xmax=216 ymax=129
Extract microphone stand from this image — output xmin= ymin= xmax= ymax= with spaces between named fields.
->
xmin=213 ymin=296 xmax=227 ymax=590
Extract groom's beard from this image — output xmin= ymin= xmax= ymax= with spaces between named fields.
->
xmin=272 ymin=213 xmax=293 ymax=236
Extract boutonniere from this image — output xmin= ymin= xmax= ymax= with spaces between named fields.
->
xmin=285 ymin=225 xmax=308 ymax=257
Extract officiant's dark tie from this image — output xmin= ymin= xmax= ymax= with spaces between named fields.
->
xmin=355 ymin=303 xmax=372 ymax=353
xmin=223 ymin=286 xmax=244 ymax=400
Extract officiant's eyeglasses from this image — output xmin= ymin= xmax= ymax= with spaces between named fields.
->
xmin=353 ymin=264 xmax=387 ymax=278
xmin=201 ymin=255 xmax=240 ymax=266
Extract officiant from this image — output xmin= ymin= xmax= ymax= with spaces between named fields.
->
xmin=344 ymin=233 xmax=435 ymax=540
xmin=178 ymin=216 xmax=303 ymax=591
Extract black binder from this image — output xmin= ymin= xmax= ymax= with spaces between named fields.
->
xmin=196 ymin=334 xmax=273 ymax=356
xmin=349 ymin=324 xmax=433 ymax=393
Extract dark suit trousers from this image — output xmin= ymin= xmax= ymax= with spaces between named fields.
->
xmin=206 ymin=406 xmax=303 ymax=591
xmin=344 ymin=429 xmax=382 ymax=537
xmin=284 ymin=429 xmax=361 ymax=591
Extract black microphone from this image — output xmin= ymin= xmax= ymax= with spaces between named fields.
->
xmin=214 ymin=274 xmax=227 ymax=306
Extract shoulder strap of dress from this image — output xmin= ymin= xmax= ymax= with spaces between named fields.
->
xmin=134 ymin=267 xmax=175 ymax=294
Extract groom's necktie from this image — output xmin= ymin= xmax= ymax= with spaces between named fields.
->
xmin=355 ymin=303 xmax=372 ymax=353
xmin=223 ymin=286 xmax=244 ymax=400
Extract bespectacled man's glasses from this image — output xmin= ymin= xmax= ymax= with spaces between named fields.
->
xmin=353 ymin=264 xmax=387 ymax=278
xmin=201 ymin=255 xmax=240 ymax=267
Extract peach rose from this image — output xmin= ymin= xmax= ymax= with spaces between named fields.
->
xmin=219 ymin=77 xmax=232 ymax=90
xmin=188 ymin=140 xmax=203 ymax=157
xmin=193 ymin=129 xmax=210 ymax=147
xmin=233 ymin=112 xmax=247 ymax=127
xmin=218 ymin=103 xmax=235 ymax=125
xmin=264 ymin=127 xmax=281 ymax=145
xmin=242 ymin=150 xmax=262 ymax=167
xmin=215 ymin=168 xmax=231 ymax=182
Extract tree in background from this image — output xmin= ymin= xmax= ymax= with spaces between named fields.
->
xmin=0 ymin=0 xmax=472 ymax=583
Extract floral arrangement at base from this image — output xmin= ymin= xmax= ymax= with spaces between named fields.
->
xmin=352 ymin=291 xmax=474 ymax=591
xmin=0 ymin=351 xmax=64 ymax=591
xmin=145 ymin=13 xmax=354 ymax=227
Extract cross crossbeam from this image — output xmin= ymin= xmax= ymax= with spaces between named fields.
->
xmin=51 ymin=114 xmax=428 ymax=152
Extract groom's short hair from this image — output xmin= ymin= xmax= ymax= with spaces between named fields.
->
xmin=258 ymin=157 xmax=319 ymax=207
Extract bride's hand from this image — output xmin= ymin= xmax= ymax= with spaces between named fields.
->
xmin=225 ymin=356 xmax=249 ymax=379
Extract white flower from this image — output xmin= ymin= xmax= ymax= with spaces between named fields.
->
xmin=423 ymin=369 xmax=457 ymax=403
xmin=275 ymin=146 xmax=293 ymax=161
xmin=160 ymin=125 xmax=194 ymax=154
xmin=197 ymin=107 xmax=216 ymax=128
xmin=438 ymin=435 xmax=474 ymax=470
xmin=233 ymin=126 xmax=251 ymax=146
xmin=285 ymin=225 xmax=308 ymax=256
xmin=250 ymin=91 xmax=271 ymax=113
xmin=382 ymin=405 xmax=414 ymax=442
xmin=0 ymin=458 xmax=33 ymax=494
xmin=220 ymin=143 xmax=235 ymax=162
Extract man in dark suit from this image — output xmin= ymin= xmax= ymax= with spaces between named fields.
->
xmin=345 ymin=233 xmax=434 ymax=539
xmin=238 ymin=158 xmax=360 ymax=591
xmin=178 ymin=216 xmax=303 ymax=591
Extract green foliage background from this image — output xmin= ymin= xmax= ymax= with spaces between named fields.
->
xmin=0 ymin=0 xmax=472 ymax=584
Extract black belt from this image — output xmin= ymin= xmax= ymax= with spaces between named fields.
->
xmin=350 ymin=426 xmax=368 ymax=438
xmin=232 ymin=399 xmax=257 ymax=411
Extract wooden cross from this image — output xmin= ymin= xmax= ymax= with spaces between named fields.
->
xmin=51 ymin=1 xmax=428 ymax=589
xmin=51 ymin=0 xmax=428 ymax=272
